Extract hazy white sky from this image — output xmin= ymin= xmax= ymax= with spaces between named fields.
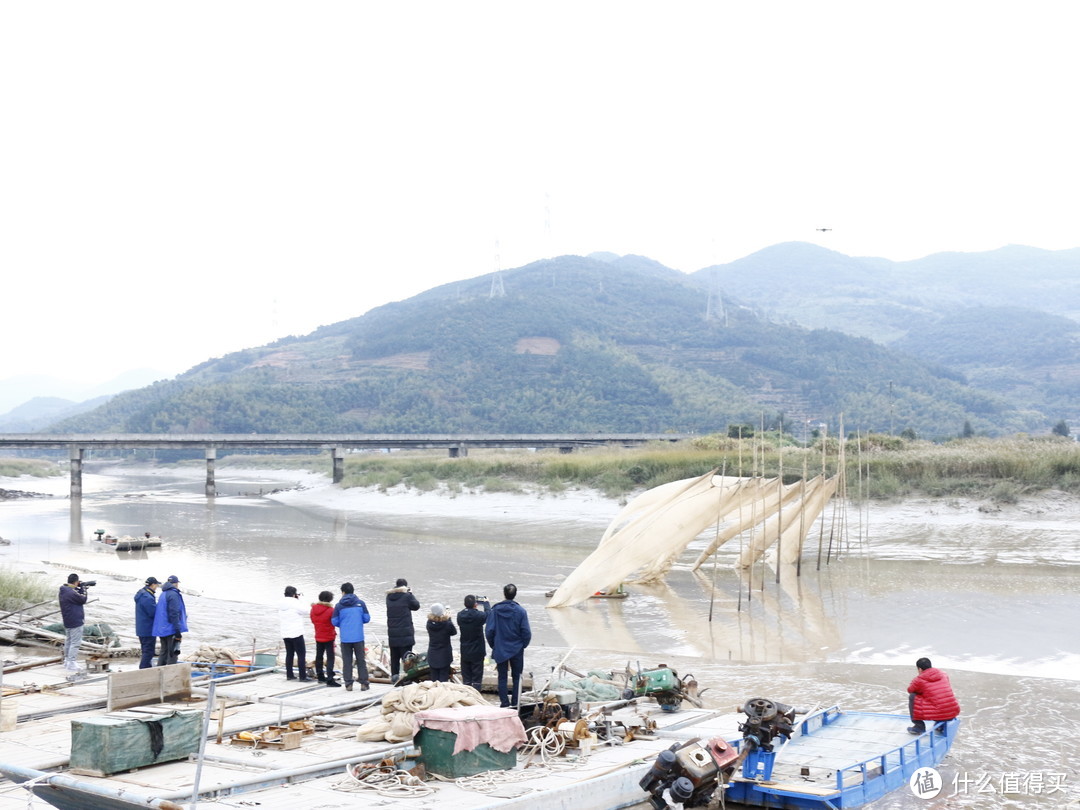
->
xmin=3 ymin=1 xmax=1078 ymax=384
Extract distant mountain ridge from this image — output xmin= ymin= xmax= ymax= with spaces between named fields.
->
xmin=694 ymin=243 xmax=1080 ymax=423
xmin=48 ymin=247 xmax=1073 ymax=440
xmin=0 ymin=368 xmax=168 ymax=428
xmin=697 ymin=243 xmax=1080 ymax=342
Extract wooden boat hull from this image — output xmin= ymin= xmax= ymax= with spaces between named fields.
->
xmin=544 ymin=589 xmax=627 ymax=599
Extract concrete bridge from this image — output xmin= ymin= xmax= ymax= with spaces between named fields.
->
xmin=0 ymin=433 xmax=691 ymax=497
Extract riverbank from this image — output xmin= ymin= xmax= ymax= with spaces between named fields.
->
xmin=265 ymin=474 xmax=1080 ymax=566
xmin=2 ymin=465 xmax=1079 ymax=809
xmin=3 ymin=466 xmax=1079 ymax=676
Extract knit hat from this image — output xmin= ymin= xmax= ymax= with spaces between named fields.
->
xmin=430 ymin=603 xmax=445 ymax=617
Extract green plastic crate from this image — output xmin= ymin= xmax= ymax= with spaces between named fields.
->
xmin=417 ymin=727 xmax=516 ymax=778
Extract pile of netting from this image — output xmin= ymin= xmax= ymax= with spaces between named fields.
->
xmin=356 ymin=681 xmax=487 ymax=743
xmin=190 ymin=645 xmax=241 ymax=671
xmin=546 ymin=675 xmax=623 ymax=702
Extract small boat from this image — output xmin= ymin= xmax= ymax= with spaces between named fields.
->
xmin=641 ymin=698 xmax=960 ymax=809
xmin=545 ymin=586 xmax=628 ymax=599
xmin=91 ymin=530 xmax=161 ymax=552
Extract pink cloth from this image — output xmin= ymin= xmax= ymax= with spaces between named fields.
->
xmin=413 ymin=706 xmax=527 ymax=754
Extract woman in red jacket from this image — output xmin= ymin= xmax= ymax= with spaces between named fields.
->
xmin=310 ymin=591 xmax=341 ymax=687
xmin=907 ymin=657 xmax=960 ymax=734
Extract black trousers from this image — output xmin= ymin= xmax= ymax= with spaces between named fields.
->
xmin=430 ymin=665 xmax=451 ymax=682
xmin=496 ymin=652 xmax=524 ymax=708
xmin=157 ymin=634 xmax=181 ymax=667
xmin=283 ymin=635 xmax=308 ymax=680
xmin=314 ymin=640 xmax=336 ymax=680
xmin=341 ymin=641 xmax=369 ymax=686
xmin=389 ymin=644 xmax=412 ymax=676
xmin=460 ymin=657 xmax=484 ymax=691
xmin=138 ymin=636 xmax=156 ymax=669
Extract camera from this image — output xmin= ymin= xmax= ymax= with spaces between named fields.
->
xmin=81 ymin=580 xmax=97 ymax=588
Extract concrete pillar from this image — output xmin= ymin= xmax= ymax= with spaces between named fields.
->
xmin=205 ymin=447 xmax=217 ymax=497
xmin=449 ymin=445 xmax=468 ymax=458
xmin=69 ymin=446 xmax=84 ymax=499
xmin=332 ymin=448 xmax=345 ymax=484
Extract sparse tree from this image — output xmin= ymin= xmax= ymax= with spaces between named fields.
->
xmin=1052 ymin=419 xmax=1070 ymax=438
xmin=961 ymin=420 xmax=975 ymax=439
xmin=900 ymin=427 xmax=917 ymax=441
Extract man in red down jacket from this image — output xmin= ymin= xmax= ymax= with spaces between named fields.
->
xmin=907 ymin=657 xmax=960 ymax=734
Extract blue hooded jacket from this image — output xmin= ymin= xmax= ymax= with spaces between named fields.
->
xmin=485 ymin=599 xmax=531 ymax=663
xmin=331 ymin=593 xmax=371 ymax=643
xmin=152 ymin=581 xmax=189 ymax=637
xmin=134 ymin=586 xmax=158 ymax=637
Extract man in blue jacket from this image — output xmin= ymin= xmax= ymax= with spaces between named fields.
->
xmin=152 ymin=575 xmax=188 ymax=667
xmin=133 ymin=576 xmax=160 ymax=668
xmin=331 ymin=582 xmax=371 ymax=692
xmin=485 ymin=583 xmax=531 ymax=708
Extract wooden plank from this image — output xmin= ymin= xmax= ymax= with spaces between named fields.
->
xmin=107 ymin=664 xmax=191 ymax=710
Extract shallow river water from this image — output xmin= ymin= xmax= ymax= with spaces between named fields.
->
xmin=1 ymin=466 xmax=1077 ymax=808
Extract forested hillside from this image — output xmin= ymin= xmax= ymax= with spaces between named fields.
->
xmin=695 ymin=243 xmax=1080 ymax=424
xmin=52 ymin=254 xmax=1035 ymax=439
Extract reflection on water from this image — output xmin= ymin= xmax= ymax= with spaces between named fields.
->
xmin=2 ymin=467 xmax=1079 ymax=806
xmin=1 ymin=467 xmax=1077 ymax=680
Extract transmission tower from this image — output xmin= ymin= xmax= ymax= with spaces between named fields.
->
xmin=705 ymin=269 xmax=728 ymax=325
xmin=489 ymin=240 xmax=505 ymax=298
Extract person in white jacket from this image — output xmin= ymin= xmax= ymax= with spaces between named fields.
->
xmin=279 ymin=586 xmax=309 ymax=681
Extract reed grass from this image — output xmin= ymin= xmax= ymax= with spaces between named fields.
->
xmin=0 ymin=458 xmax=63 ymax=478
xmin=335 ymin=435 xmax=1080 ymax=501
xmin=0 ymin=567 xmax=53 ymax=613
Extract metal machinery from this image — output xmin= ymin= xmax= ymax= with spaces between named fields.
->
xmin=623 ymin=665 xmax=703 ymax=712
xmin=639 ymin=697 xmax=798 ymax=809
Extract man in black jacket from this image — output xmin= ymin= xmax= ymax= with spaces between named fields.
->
xmin=385 ymin=578 xmax=420 ymax=681
xmin=456 ymin=594 xmax=490 ymax=692
xmin=58 ymin=573 xmax=89 ymax=672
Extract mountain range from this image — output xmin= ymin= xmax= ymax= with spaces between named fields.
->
xmin=29 ymin=243 xmax=1079 ymax=441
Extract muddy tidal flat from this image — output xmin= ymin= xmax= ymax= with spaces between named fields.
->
xmin=0 ymin=466 xmax=1077 ymax=807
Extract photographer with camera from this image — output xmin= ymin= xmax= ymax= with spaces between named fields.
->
xmin=457 ymin=594 xmax=490 ymax=692
xmin=58 ymin=573 xmax=91 ymax=672
xmin=385 ymin=577 xmax=420 ymax=682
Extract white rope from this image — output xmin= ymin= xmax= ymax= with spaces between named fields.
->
xmin=331 ymin=763 xmax=434 ymax=797
xmin=520 ymin=724 xmax=566 ymax=765
xmin=20 ymin=772 xmax=52 ymax=810
xmin=431 ymin=766 xmax=549 ymax=793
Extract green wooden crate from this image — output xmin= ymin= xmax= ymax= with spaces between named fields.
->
xmin=417 ymin=727 xmax=517 ymax=778
xmin=70 ymin=709 xmax=202 ymax=776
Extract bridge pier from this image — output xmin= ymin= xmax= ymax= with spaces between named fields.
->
xmin=332 ymin=448 xmax=345 ymax=484
xmin=448 ymin=446 xmax=468 ymax=458
xmin=205 ymin=448 xmax=216 ymax=497
xmin=69 ymin=446 xmax=83 ymax=498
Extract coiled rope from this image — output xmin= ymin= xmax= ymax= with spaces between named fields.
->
xmin=332 ymin=763 xmax=434 ymax=797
